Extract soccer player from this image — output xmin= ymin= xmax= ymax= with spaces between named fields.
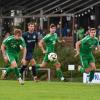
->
xmin=35 ymin=24 xmax=64 ymax=81
xmin=1 ymin=29 xmax=26 ymax=85
xmin=20 ymin=22 xmax=39 ymax=81
xmin=75 ymin=28 xmax=100 ymax=82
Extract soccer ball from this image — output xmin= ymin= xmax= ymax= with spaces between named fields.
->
xmin=48 ymin=52 xmax=57 ymax=62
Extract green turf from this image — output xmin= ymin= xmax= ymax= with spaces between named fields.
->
xmin=0 ymin=80 xmax=100 ymax=100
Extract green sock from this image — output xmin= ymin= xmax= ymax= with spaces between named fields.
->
xmin=56 ymin=69 xmax=63 ymax=78
xmin=89 ymin=70 xmax=94 ymax=82
xmin=14 ymin=67 xmax=21 ymax=78
xmin=35 ymin=64 xmax=40 ymax=70
xmin=79 ymin=67 xmax=85 ymax=73
xmin=6 ymin=67 xmax=13 ymax=75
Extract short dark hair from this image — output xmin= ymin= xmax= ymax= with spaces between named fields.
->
xmin=27 ymin=22 xmax=35 ymax=26
xmin=90 ymin=28 xmax=96 ymax=31
xmin=50 ymin=24 xmax=56 ymax=28
xmin=14 ymin=29 xmax=22 ymax=36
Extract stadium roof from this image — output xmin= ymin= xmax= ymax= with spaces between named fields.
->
xmin=0 ymin=0 xmax=100 ymax=16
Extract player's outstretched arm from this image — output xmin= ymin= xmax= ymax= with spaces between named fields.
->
xmin=1 ymin=44 xmax=8 ymax=63
xmin=58 ymin=39 xmax=65 ymax=43
xmin=74 ymin=41 xmax=81 ymax=57
xmin=38 ymin=39 xmax=46 ymax=54
xmin=21 ymin=47 xmax=27 ymax=64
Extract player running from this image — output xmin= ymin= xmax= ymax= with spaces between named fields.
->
xmin=35 ymin=24 xmax=65 ymax=81
xmin=20 ymin=22 xmax=39 ymax=81
xmin=75 ymin=28 xmax=100 ymax=82
xmin=1 ymin=29 xmax=26 ymax=85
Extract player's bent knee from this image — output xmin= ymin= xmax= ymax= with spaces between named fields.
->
xmin=55 ymin=63 xmax=61 ymax=68
xmin=23 ymin=60 xmax=27 ymax=65
xmin=31 ymin=61 xmax=36 ymax=65
xmin=30 ymin=59 xmax=36 ymax=65
xmin=85 ymin=68 xmax=91 ymax=73
xmin=11 ymin=61 xmax=18 ymax=68
xmin=40 ymin=62 xmax=47 ymax=68
xmin=40 ymin=64 xmax=45 ymax=68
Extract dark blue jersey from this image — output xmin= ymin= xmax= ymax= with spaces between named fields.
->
xmin=22 ymin=31 xmax=38 ymax=52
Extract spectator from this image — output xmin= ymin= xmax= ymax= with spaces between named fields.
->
xmin=96 ymin=25 xmax=100 ymax=40
xmin=56 ymin=24 xmax=61 ymax=37
xmin=35 ymin=25 xmax=44 ymax=39
xmin=77 ymin=26 xmax=85 ymax=40
xmin=85 ymin=26 xmax=91 ymax=36
xmin=62 ymin=24 xmax=67 ymax=37
xmin=73 ymin=24 xmax=78 ymax=47
xmin=4 ymin=32 xmax=10 ymax=39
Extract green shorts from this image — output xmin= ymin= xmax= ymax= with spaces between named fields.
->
xmin=6 ymin=52 xmax=19 ymax=64
xmin=43 ymin=53 xmax=59 ymax=64
xmin=80 ymin=53 xmax=95 ymax=68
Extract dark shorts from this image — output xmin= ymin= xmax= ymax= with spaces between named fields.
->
xmin=25 ymin=51 xmax=33 ymax=61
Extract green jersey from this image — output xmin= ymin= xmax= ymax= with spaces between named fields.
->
xmin=80 ymin=35 xmax=99 ymax=54
xmin=43 ymin=33 xmax=58 ymax=53
xmin=3 ymin=35 xmax=26 ymax=54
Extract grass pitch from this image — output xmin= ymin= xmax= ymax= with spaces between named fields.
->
xmin=0 ymin=80 xmax=100 ymax=100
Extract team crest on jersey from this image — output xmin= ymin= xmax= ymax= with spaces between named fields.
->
xmin=11 ymin=44 xmax=16 ymax=48
xmin=33 ymin=35 xmax=36 ymax=39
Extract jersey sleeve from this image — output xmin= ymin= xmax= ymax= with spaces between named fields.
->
xmin=2 ymin=37 xmax=10 ymax=46
xmin=43 ymin=34 xmax=49 ymax=42
xmin=81 ymin=36 xmax=89 ymax=44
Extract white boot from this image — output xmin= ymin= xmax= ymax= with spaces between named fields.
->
xmin=18 ymin=77 xmax=24 ymax=85
xmin=60 ymin=76 xmax=64 ymax=81
xmin=1 ymin=70 xmax=6 ymax=79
